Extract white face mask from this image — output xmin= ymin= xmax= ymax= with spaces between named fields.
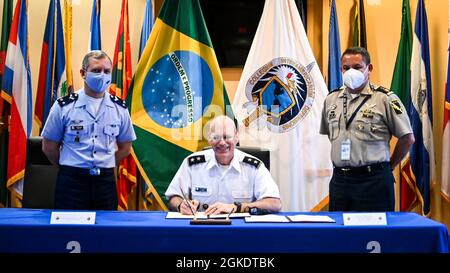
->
xmin=342 ymin=67 xmax=368 ymax=90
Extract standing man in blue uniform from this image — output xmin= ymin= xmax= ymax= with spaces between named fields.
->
xmin=42 ymin=50 xmax=136 ymax=210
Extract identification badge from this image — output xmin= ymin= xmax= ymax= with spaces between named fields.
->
xmin=70 ymin=125 xmax=84 ymax=130
xmin=195 ymin=187 xmax=207 ymax=192
xmin=341 ymin=139 xmax=351 ymax=160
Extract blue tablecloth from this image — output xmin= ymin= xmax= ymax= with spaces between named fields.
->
xmin=0 ymin=209 xmax=448 ymax=253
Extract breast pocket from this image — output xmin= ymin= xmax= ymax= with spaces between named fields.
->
xmin=65 ymin=123 xmax=89 ymax=143
xmin=104 ymin=124 xmax=120 ymax=153
xmin=191 ymin=186 xmax=212 ymax=205
xmin=354 ymin=116 xmax=388 ymax=142
xmin=328 ymin=116 xmax=340 ymax=141
xmin=232 ymin=189 xmax=253 ymax=203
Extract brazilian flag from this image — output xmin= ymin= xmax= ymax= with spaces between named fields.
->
xmin=127 ymin=0 xmax=231 ymax=210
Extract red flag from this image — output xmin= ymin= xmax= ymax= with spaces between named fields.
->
xmin=1 ymin=0 xmax=32 ymax=207
xmin=110 ymin=0 xmax=137 ymax=210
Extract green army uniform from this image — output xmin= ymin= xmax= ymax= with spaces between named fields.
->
xmin=319 ymin=82 xmax=412 ymax=211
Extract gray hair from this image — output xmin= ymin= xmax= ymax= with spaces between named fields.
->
xmin=82 ymin=50 xmax=112 ymax=70
xmin=207 ymin=115 xmax=236 ymax=134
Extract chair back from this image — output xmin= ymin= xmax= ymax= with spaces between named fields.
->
xmin=22 ymin=136 xmax=58 ymax=209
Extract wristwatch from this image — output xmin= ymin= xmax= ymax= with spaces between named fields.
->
xmin=234 ymin=201 xmax=242 ymax=213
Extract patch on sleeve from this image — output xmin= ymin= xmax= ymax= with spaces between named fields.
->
xmin=187 ymin=155 xmax=206 ymax=166
xmin=242 ymin=156 xmax=261 ymax=169
xmin=390 ymin=99 xmax=403 ymax=114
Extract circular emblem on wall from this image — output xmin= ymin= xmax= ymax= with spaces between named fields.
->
xmin=242 ymin=57 xmax=315 ymax=133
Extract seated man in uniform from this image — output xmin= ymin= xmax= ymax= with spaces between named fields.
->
xmin=165 ymin=115 xmax=282 ymax=215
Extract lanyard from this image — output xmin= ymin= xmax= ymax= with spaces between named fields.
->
xmin=343 ymin=94 xmax=370 ymax=130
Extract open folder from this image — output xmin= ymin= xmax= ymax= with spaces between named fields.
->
xmin=166 ymin=212 xmax=250 ymax=219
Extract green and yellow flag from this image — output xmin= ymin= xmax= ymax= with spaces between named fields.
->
xmin=127 ymin=0 xmax=231 ymax=210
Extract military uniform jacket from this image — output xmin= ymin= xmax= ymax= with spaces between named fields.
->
xmin=41 ymin=89 xmax=136 ymax=169
xmin=165 ymin=149 xmax=280 ymax=211
xmin=319 ymin=83 xmax=412 ymax=167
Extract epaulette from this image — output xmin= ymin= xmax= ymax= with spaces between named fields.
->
xmin=110 ymin=94 xmax=127 ymax=109
xmin=328 ymin=86 xmax=344 ymax=95
xmin=57 ymin=93 xmax=78 ymax=107
xmin=187 ymin=154 xmax=206 ymax=166
xmin=242 ymin=156 xmax=261 ymax=169
xmin=373 ymin=85 xmax=394 ymax=96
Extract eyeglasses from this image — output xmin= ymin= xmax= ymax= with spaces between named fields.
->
xmin=210 ymin=134 xmax=235 ymax=142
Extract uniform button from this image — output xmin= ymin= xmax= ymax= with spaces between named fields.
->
xmin=95 ymin=135 xmax=98 ymax=138
xmin=202 ymin=204 xmax=209 ymax=210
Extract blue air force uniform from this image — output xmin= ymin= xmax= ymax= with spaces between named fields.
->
xmin=41 ymin=89 xmax=136 ymax=210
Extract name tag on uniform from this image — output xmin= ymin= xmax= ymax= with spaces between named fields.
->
xmin=195 ymin=187 xmax=207 ymax=192
xmin=70 ymin=125 xmax=84 ymax=130
xmin=341 ymin=139 xmax=351 ymax=161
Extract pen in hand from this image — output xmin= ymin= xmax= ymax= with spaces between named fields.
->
xmin=179 ymin=186 xmax=198 ymax=218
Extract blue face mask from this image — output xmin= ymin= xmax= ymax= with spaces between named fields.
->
xmin=85 ymin=72 xmax=112 ymax=93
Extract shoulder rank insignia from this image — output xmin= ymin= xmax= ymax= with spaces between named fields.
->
xmin=110 ymin=95 xmax=127 ymax=109
xmin=243 ymin=156 xmax=261 ymax=169
xmin=390 ymin=99 xmax=403 ymax=114
xmin=57 ymin=93 xmax=78 ymax=107
xmin=187 ymin=155 xmax=206 ymax=166
xmin=374 ymin=85 xmax=394 ymax=96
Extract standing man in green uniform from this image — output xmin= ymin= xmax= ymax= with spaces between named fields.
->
xmin=320 ymin=47 xmax=414 ymax=211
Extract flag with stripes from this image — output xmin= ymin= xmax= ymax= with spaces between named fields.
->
xmin=389 ymin=0 xmax=416 ymax=211
xmin=35 ymin=0 xmax=67 ymax=131
xmin=402 ymin=0 xmax=435 ymax=215
xmin=110 ymin=0 xmax=136 ymax=211
xmin=441 ymin=2 xmax=450 ymax=201
xmin=0 ymin=0 xmax=32 ymax=207
xmin=0 ymin=0 xmax=13 ymax=207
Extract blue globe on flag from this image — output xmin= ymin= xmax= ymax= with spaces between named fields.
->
xmin=142 ymin=50 xmax=214 ymax=128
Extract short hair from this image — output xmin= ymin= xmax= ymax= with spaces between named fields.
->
xmin=207 ymin=115 xmax=236 ymax=134
xmin=82 ymin=50 xmax=112 ymax=70
xmin=341 ymin=47 xmax=371 ymax=65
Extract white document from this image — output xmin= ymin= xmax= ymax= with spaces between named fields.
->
xmin=287 ymin=214 xmax=335 ymax=223
xmin=209 ymin=212 xmax=251 ymax=219
xmin=166 ymin=212 xmax=208 ymax=219
xmin=244 ymin=214 xmax=290 ymax=223
xmin=50 ymin=211 xmax=96 ymax=225
xmin=343 ymin=212 xmax=387 ymax=226
xmin=166 ymin=212 xmax=250 ymax=219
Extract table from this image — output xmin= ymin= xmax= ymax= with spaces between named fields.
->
xmin=0 ymin=209 xmax=448 ymax=253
